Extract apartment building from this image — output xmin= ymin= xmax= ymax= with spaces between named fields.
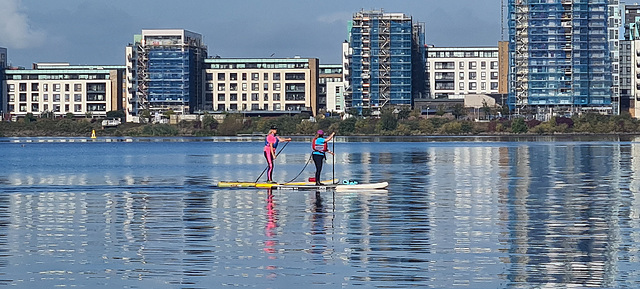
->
xmin=346 ymin=10 xmax=426 ymax=112
xmin=126 ymin=29 xmax=207 ymax=121
xmin=508 ymin=0 xmax=618 ymax=116
xmin=4 ymin=63 xmax=124 ymax=119
xmin=203 ymin=58 xmax=319 ymax=115
xmin=426 ymin=47 xmax=500 ymax=99
xmin=319 ymin=64 xmax=346 ymax=114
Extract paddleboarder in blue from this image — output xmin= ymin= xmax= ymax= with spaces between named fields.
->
xmin=312 ymin=130 xmax=335 ymax=185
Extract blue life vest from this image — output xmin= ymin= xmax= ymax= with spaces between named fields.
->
xmin=312 ymin=137 xmax=327 ymax=155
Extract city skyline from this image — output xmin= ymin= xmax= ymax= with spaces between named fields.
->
xmin=0 ymin=0 xmax=503 ymax=67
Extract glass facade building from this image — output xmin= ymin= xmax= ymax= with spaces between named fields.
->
xmin=126 ymin=29 xmax=207 ymax=118
xmin=508 ymin=0 xmax=616 ymax=115
xmin=347 ymin=10 xmax=426 ymax=112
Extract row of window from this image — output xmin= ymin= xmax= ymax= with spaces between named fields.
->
xmin=8 ymin=93 xmax=106 ymax=103
xmin=206 ymin=72 xmax=306 ymax=81
xmin=432 ymin=61 xmax=499 ymax=70
xmin=207 ymin=82 xmax=284 ymax=92
xmin=434 ymin=72 xmax=500 ymax=80
xmin=434 ymin=82 xmax=499 ymax=90
xmin=7 ymin=83 xmax=107 ymax=92
xmin=213 ymin=103 xmax=307 ymax=111
xmin=207 ymin=92 xmax=307 ymax=102
xmin=8 ymin=103 xmax=106 ymax=113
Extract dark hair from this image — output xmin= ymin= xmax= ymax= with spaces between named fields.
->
xmin=270 ymin=125 xmax=278 ymax=130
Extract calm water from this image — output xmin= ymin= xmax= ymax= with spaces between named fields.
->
xmin=1 ymin=135 xmax=640 ymax=288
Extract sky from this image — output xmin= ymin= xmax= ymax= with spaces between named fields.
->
xmin=0 ymin=0 xmax=504 ymax=68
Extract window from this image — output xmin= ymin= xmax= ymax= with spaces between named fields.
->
xmin=54 ymin=94 xmax=61 ymax=102
xmin=65 ymin=84 xmax=70 ymax=92
xmin=31 ymin=93 xmax=39 ymax=102
xmin=469 ymin=72 xmax=477 ymax=80
xmin=230 ymin=73 xmax=237 ymax=81
xmin=8 ymin=94 xmax=14 ymax=102
xmin=251 ymin=104 xmax=259 ymax=110
xmin=273 ymin=93 xmax=280 ymax=101
xmin=74 ymin=84 xmax=82 ymax=92
xmin=459 ymin=62 xmax=464 ymax=69
xmin=273 ymin=73 xmax=280 ymax=80
xmin=53 ymin=84 xmax=61 ymax=92
xmin=481 ymin=61 xmax=486 ymax=69
xmin=263 ymin=73 xmax=269 ymax=81
xmin=31 ymin=103 xmax=39 ymax=112
xmin=19 ymin=104 xmax=27 ymax=112
xmin=251 ymin=93 xmax=259 ymax=101
xmin=491 ymin=82 xmax=498 ymax=90
xmin=459 ymin=82 xmax=464 ymax=90
xmin=65 ymin=94 xmax=70 ymax=102
xmin=230 ymin=83 xmax=237 ymax=91
xmin=469 ymin=62 xmax=477 ymax=69
xmin=242 ymin=93 xmax=247 ymax=101
xmin=206 ymin=83 xmax=214 ymax=91
xmin=43 ymin=94 xmax=48 ymax=101
xmin=252 ymin=73 xmax=259 ymax=81
xmin=205 ymin=93 xmax=213 ymax=102
xmin=8 ymin=84 xmax=14 ymax=92
xmin=264 ymin=83 xmax=269 ymax=91
xmin=230 ymin=93 xmax=238 ymax=101
xmin=459 ymin=72 xmax=464 ymax=80
xmin=491 ymin=72 xmax=498 ymax=80
xmin=481 ymin=72 xmax=486 ymax=80
xmin=481 ymin=82 xmax=486 ymax=90
xmin=19 ymin=83 xmax=27 ymax=91
xmin=264 ymin=93 xmax=269 ymax=101
xmin=19 ymin=93 xmax=26 ymax=102
xmin=74 ymin=104 xmax=82 ymax=112
xmin=242 ymin=83 xmax=247 ymax=91
xmin=242 ymin=73 xmax=247 ymax=81
xmin=54 ymin=104 xmax=60 ymax=112
xmin=469 ymin=82 xmax=477 ymax=90
xmin=44 ymin=104 xmax=48 ymax=111
xmin=218 ymin=73 xmax=225 ymax=81
xmin=206 ymin=73 xmax=213 ymax=81
xmin=31 ymin=83 xmax=39 ymax=91
xmin=218 ymin=94 xmax=225 ymax=101
xmin=251 ymin=83 xmax=259 ymax=90
xmin=491 ymin=61 xmax=498 ymax=69
xmin=43 ymin=84 xmax=48 ymax=92
xmin=217 ymin=83 xmax=225 ymax=91
xmin=273 ymin=83 xmax=281 ymax=91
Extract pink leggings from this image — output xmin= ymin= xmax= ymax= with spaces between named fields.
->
xmin=264 ymin=151 xmax=274 ymax=181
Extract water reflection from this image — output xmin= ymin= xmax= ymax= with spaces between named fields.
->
xmin=1 ymin=138 xmax=640 ymax=287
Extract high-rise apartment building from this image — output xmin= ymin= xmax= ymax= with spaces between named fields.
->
xmin=126 ymin=29 xmax=207 ymax=122
xmin=346 ymin=10 xmax=426 ymax=113
xmin=508 ymin=0 xmax=618 ymax=116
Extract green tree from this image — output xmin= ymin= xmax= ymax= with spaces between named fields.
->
xmin=451 ymin=104 xmax=466 ymax=120
xmin=481 ymin=100 xmax=492 ymax=120
xmin=202 ymin=114 xmax=218 ymax=130
xmin=106 ymin=110 xmax=126 ymax=119
xmin=338 ymin=117 xmax=357 ymax=135
xmin=65 ymin=112 xmax=74 ymax=119
xmin=511 ymin=118 xmax=528 ymax=134
xmin=377 ymin=109 xmax=398 ymax=132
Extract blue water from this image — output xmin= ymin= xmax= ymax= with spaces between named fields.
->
xmin=1 ymin=135 xmax=640 ymax=288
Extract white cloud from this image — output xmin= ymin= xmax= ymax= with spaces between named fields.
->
xmin=0 ymin=0 xmax=45 ymax=49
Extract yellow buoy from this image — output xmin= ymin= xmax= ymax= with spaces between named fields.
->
xmin=91 ymin=129 xmax=96 ymax=139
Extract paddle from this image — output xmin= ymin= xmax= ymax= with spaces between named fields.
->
xmin=255 ymin=141 xmax=290 ymax=183
xmin=332 ymin=133 xmax=335 ymax=184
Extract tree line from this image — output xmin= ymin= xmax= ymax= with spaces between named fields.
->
xmin=1 ymin=109 xmax=640 ymax=137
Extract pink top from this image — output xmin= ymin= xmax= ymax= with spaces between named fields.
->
xmin=264 ymin=134 xmax=277 ymax=153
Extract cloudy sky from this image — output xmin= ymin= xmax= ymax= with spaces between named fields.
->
xmin=0 ymin=0 xmax=503 ymax=67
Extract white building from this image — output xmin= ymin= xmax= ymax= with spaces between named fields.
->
xmin=4 ymin=63 xmax=124 ymax=119
xmin=426 ymin=47 xmax=500 ymax=99
xmin=203 ymin=58 xmax=319 ymax=115
xmin=319 ymin=64 xmax=346 ymax=114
